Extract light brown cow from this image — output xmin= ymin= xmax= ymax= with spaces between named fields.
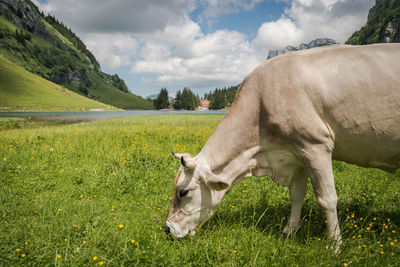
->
xmin=165 ymin=44 xmax=400 ymax=251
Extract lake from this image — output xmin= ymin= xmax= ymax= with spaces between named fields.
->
xmin=0 ymin=110 xmax=227 ymax=121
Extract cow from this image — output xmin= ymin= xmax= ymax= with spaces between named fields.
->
xmin=165 ymin=43 xmax=400 ymax=251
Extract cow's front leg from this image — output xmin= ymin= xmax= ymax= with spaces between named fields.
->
xmin=283 ymin=170 xmax=308 ymax=236
xmin=300 ymin=145 xmax=342 ymax=252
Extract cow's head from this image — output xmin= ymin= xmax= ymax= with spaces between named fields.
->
xmin=165 ymin=151 xmax=229 ymax=238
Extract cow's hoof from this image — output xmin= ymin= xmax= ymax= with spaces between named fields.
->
xmin=283 ymin=223 xmax=300 ymax=236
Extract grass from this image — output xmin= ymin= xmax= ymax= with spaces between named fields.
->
xmin=0 ymin=117 xmax=27 ymax=129
xmin=0 ymin=16 xmax=17 ymax=32
xmin=0 ymin=55 xmax=117 ymax=111
xmin=0 ymin=117 xmax=74 ymax=130
xmin=0 ymin=114 xmax=399 ymax=266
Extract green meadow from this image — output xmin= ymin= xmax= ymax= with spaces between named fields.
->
xmin=1 ymin=115 xmax=399 ymax=266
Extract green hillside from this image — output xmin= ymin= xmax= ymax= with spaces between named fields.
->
xmin=346 ymin=0 xmax=400 ymax=44
xmin=0 ymin=55 xmax=116 ymax=111
xmin=0 ymin=0 xmax=153 ymax=110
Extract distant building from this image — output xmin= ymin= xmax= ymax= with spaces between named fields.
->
xmin=170 ymin=98 xmax=178 ymax=105
xmin=199 ymin=99 xmax=210 ymax=111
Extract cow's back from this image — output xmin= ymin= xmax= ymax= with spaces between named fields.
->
xmin=253 ymin=44 xmax=400 ymax=172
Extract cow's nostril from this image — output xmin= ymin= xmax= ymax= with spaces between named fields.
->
xmin=164 ymin=224 xmax=171 ymax=234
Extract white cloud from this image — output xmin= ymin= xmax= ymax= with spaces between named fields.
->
xmin=83 ymin=33 xmax=140 ymax=70
xmin=34 ymin=0 xmax=375 ymax=94
xmin=254 ymin=0 xmax=374 ymax=51
xmin=35 ymin=0 xmax=194 ymax=34
xmin=253 ymin=15 xmax=303 ymax=49
xmin=131 ymin=18 xmax=260 ymax=88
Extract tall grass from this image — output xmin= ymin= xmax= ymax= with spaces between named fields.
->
xmin=0 ymin=115 xmax=399 ymax=266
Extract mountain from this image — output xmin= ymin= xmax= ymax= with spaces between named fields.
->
xmin=346 ymin=0 xmax=400 ymax=44
xmin=146 ymin=94 xmax=159 ymax=100
xmin=0 ymin=55 xmax=115 ymax=111
xmin=0 ymin=0 xmax=153 ymax=110
xmin=267 ymin=38 xmax=338 ymax=59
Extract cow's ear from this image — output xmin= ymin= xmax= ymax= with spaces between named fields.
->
xmin=204 ymin=173 xmax=229 ymax=191
xmin=172 ymin=150 xmax=195 ymax=170
xmin=181 ymin=155 xmax=196 ymax=170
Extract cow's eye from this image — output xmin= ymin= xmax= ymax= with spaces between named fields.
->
xmin=179 ymin=189 xmax=189 ymax=198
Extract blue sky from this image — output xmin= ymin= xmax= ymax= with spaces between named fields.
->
xmin=191 ymin=1 xmax=287 ymax=37
xmin=33 ymin=0 xmax=374 ymax=98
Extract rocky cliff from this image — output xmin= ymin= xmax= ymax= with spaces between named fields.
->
xmin=0 ymin=0 xmax=49 ymax=39
xmin=267 ymin=38 xmax=338 ymax=59
xmin=346 ymin=0 xmax=400 ymax=44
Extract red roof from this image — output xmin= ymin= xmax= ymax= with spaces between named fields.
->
xmin=200 ymin=99 xmax=210 ymax=106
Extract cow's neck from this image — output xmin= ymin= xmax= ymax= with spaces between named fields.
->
xmin=198 ymin=91 xmax=261 ymax=186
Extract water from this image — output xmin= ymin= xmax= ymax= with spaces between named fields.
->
xmin=0 ymin=110 xmax=227 ymax=121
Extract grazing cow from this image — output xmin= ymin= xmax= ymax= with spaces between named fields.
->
xmin=165 ymin=44 xmax=400 ymax=250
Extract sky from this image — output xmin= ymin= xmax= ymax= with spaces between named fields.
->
xmin=32 ymin=0 xmax=375 ymax=98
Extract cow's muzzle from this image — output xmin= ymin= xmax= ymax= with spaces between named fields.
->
xmin=164 ymin=224 xmax=171 ymax=234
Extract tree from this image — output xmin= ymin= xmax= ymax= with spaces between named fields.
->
xmin=209 ymin=89 xmax=225 ymax=110
xmin=181 ymin=87 xmax=198 ymax=110
xmin=173 ymin=90 xmax=182 ymax=109
xmin=111 ymin=74 xmax=129 ymax=93
xmin=206 ymin=85 xmax=239 ymax=110
xmin=16 ymin=8 xmax=23 ymax=18
xmin=154 ymin=88 xmax=169 ymax=110
xmin=78 ymin=84 xmax=89 ymax=95
xmin=17 ymin=30 xmax=23 ymax=44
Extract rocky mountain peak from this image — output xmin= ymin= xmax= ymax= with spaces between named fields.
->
xmin=267 ymin=38 xmax=338 ymax=60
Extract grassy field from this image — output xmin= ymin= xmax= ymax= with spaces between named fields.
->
xmin=0 ymin=115 xmax=399 ymax=266
xmin=0 ymin=55 xmax=117 ymax=111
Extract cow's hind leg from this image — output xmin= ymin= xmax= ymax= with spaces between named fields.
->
xmin=300 ymin=144 xmax=342 ymax=252
xmin=283 ymin=170 xmax=308 ymax=236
